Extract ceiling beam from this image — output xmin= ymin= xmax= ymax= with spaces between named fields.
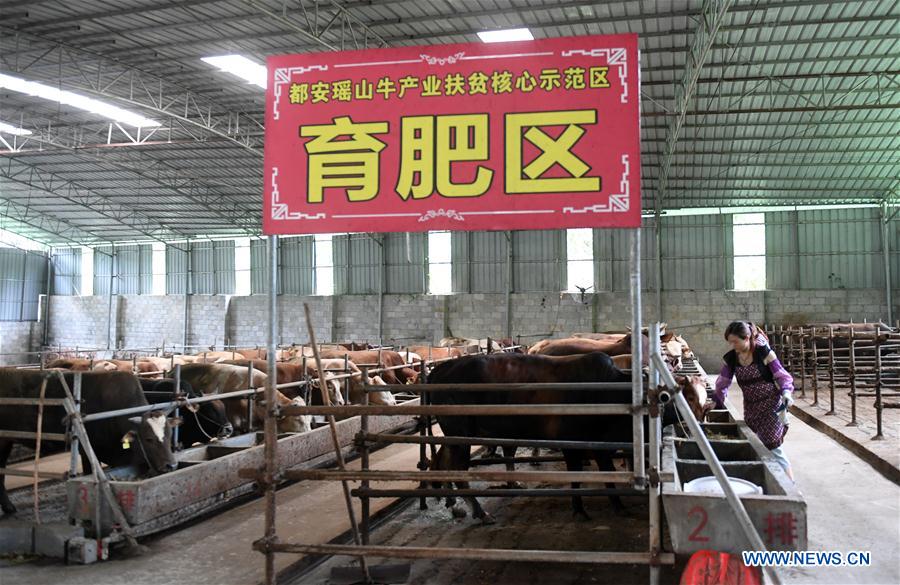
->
xmin=0 ymin=27 xmax=264 ymax=155
xmin=0 ymin=156 xmax=193 ymax=244
xmin=0 ymin=196 xmax=109 ymax=246
xmin=655 ymin=0 xmax=734 ymax=210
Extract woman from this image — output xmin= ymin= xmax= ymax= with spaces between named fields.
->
xmin=714 ymin=321 xmax=795 ymax=480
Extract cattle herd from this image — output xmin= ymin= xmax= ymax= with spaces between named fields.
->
xmin=0 ymin=327 xmax=707 ymax=522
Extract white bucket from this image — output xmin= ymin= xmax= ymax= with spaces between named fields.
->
xmin=683 ymin=476 xmax=763 ymax=496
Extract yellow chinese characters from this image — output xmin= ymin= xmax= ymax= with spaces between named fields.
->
xmin=396 ymin=114 xmax=493 ymax=200
xmin=288 ymin=65 xmax=612 ymax=105
xmin=300 ymin=116 xmax=388 ymax=203
xmin=505 ymin=110 xmax=601 ymax=194
xmin=298 ymin=110 xmax=602 ymax=204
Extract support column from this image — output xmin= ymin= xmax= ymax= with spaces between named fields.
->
xmin=654 ymin=210 xmax=663 ymax=322
xmin=881 ymin=203 xmax=893 ymax=323
xmin=629 ymin=229 xmax=644 ymax=487
xmin=183 ymin=241 xmax=191 ymax=352
xmin=106 ymin=245 xmax=116 ymax=350
xmin=506 ymin=231 xmax=513 ymax=339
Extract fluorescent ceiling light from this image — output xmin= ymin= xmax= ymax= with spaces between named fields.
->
xmin=477 ymin=28 xmax=534 ymax=43
xmin=202 ymin=55 xmax=266 ymax=89
xmin=0 ymin=120 xmax=32 ymax=136
xmin=0 ymin=73 xmax=159 ymax=128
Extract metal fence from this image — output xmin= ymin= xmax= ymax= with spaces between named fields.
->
xmin=767 ymin=323 xmax=900 ymax=440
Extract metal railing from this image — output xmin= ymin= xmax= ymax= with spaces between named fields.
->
xmin=766 ymin=323 xmax=900 ymax=440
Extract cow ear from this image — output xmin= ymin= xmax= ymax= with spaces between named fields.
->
xmin=168 ymin=417 xmax=183 ymax=427
xmin=127 ymin=415 xmax=142 ymax=426
xmin=674 ymin=375 xmax=687 ymax=386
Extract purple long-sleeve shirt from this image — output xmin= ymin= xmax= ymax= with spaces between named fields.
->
xmin=714 ymin=339 xmax=794 ymax=409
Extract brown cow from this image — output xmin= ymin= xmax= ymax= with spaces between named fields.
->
xmin=528 ymin=335 xmax=649 ymax=364
xmin=571 ymin=332 xmax=628 ymax=342
xmin=46 ymin=358 xmax=94 ymax=370
xmin=173 ymin=363 xmax=311 ymax=434
xmin=221 ymin=358 xmax=346 ymax=405
xmin=405 ymin=346 xmax=463 ymax=361
xmin=316 ymin=349 xmax=418 ymax=385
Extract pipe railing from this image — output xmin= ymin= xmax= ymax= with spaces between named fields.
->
xmin=767 ymin=323 xmax=897 ymax=438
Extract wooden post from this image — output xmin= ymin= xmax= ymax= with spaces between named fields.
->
xmin=811 ymin=328 xmax=819 ymax=406
xmin=798 ymin=327 xmax=806 ymax=398
xmin=874 ymin=327 xmax=884 ymax=440
xmin=848 ymin=328 xmax=858 ymax=427
xmin=827 ymin=327 xmax=835 ymax=415
xmin=32 ymin=377 xmax=48 ymax=524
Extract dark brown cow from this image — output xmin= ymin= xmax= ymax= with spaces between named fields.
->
xmin=426 ymin=353 xmax=707 ymax=522
xmin=0 ymin=369 xmax=179 ymax=515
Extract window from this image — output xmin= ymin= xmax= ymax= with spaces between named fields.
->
xmin=234 ymin=237 xmax=251 ymax=296
xmin=151 ymin=243 xmax=166 ymax=295
xmin=566 ymin=228 xmax=594 ymax=292
xmin=733 ymin=213 xmax=766 ymax=290
xmin=80 ymin=247 xmax=94 ymax=296
xmin=314 ymin=234 xmax=334 ymax=296
xmin=428 ymin=231 xmax=452 ymax=294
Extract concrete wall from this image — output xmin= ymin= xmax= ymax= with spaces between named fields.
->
xmin=0 ymin=321 xmax=40 ymax=365
xmin=46 ymin=295 xmax=117 ymax=349
xmin=33 ymin=289 xmax=899 ymax=370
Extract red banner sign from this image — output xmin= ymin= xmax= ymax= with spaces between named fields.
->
xmin=263 ymin=34 xmax=640 ymax=234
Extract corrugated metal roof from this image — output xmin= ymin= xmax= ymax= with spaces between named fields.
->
xmin=0 ymin=0 xmax=897 ymax=245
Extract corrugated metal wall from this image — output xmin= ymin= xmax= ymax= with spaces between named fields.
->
xmin=596 ymin=216 xmax=730 ymax=292
xmin=596 ymin=222 xmax=657 ymax=292
xmin=384 ymin=233 xmax=425 ymax=294
xmin=513 ymin=230 xmax=565 ymax=292
xmin=279 ymin=236 xmax=314 ymax=295
xmin=50 ymin=248 xmax=81 ymax=295
xmin=190 ymin=240 xmax=236 ymax=295
xmin=166 ymin=244 xmax=189 ymax=294
xmin=888 ymin=217 xmax=900 ymax=291
xmin=334 ymin=234 xmax=382 ymax=295
xmin=92 ymin=246 xmax=115 ymax=296
xmin=92 ymin=244 xmax=153 ymax=295
xmin=767 ymin=208 xmax=886 ymax=289
xmin=451 ymin=231 xmax=508 ymax=293
xmin=250 ymin=238 xmax=267 ymax=294
xmin=661 ymin=215 xmax=729 ymax=291
xmin=116 ymin=244 xmax=152 ymax=294
xmin=0 ymin=248 xmax=47 ymax=321
xmin=31 ymin=212 xmax=899 ymax=304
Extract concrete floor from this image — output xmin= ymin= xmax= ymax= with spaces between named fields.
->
xmin=728 ymin=385 xmax=900 ymax=585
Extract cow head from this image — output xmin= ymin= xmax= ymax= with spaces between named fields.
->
xmin=368 ymin=376 xmax=397 ymax=406
xmin=196 ymin=398 xmax=233 ymax=440
xmin=123 ymin=410 xmax=180 ymax=474
xmin=278 ymin=397 xmax=312 ymax=433
xmin=312 ymin=373 xmax=345 ymax=406
xmin=675 ymin=375 xmax=712 ymax=422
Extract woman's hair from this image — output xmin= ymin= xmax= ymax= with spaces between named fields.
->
xmin=724 ymin=321 xmax=769 ymax=350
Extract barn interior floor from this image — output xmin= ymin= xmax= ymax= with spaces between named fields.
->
xmin=725 ymin=382 xmax=900 ymax=585
xmin=289 ymin=468 xmax=676 ymax=585
xmin=788 ymin=377 xmax=899 ymax=476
